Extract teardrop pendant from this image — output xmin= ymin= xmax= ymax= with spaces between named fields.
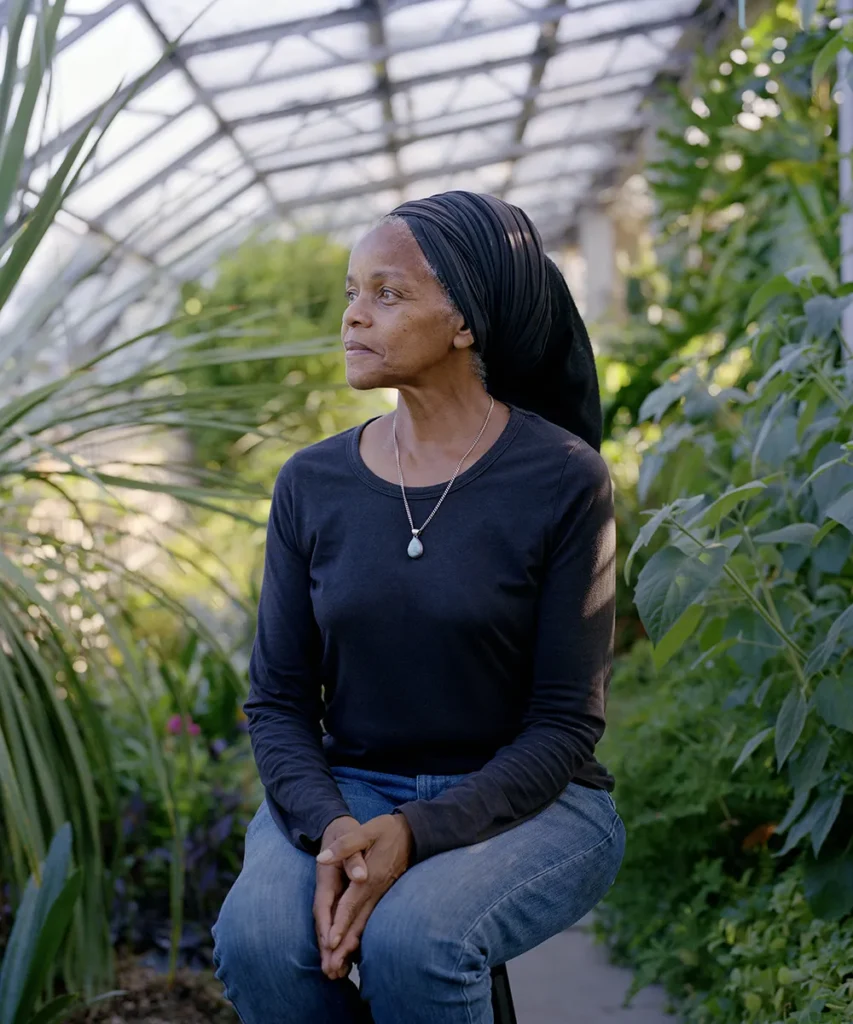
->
xmin=407 ymin=532 xmax=424 ymax=559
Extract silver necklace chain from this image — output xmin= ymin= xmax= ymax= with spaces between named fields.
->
xmin=393 ymin=396 xmax=495 ymax=557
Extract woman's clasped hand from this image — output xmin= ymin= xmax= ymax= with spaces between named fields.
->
xmin=312 ymin=812 xmax=414 ymax=979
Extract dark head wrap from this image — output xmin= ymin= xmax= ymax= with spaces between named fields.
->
xmin=389 ymin=190 xmax=603 ymax=451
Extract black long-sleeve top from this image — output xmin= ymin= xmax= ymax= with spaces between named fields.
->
xmin=244 ymin=405 xmax=616 ymax=864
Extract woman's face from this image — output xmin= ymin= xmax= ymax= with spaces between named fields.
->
xmin=341 ymin=219 xmax=471 ymax=390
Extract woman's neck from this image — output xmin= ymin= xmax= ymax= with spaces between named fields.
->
xmin=394 ymin=381 xmax=495 ymax=449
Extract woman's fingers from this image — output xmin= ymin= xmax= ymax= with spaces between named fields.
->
xmin=326 ymin=902 xmax=375 ymax=974
xmin=313 ymin=864 xmax=344 ymax=950
xmin=322 ymin=928 xmax=361 ymax=978
xmin=344 ymin=850 xmax=368 ymax=882
xmin=316 ymin=824 xmax=372 ymax=866
xmin=327 ymin=882 xmax=367 ymax=951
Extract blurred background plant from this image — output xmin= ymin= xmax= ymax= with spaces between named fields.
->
xmin=596 ymin=3 xmax=853 ymax=1021
xmin=0 ymin=0 xmax=379 ymax=1009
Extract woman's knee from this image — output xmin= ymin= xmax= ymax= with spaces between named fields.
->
xmin=213 ymin=873 xmax=318 ymax=983
xmin=359 ymin=895 xmax=483 ymax=990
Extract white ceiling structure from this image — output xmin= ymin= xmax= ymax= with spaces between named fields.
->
xmin=2 ymin=0 xmax=732 ymax=374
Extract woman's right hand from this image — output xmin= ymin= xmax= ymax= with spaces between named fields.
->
xmin=313 ymin=815 xmax=368 ymax=979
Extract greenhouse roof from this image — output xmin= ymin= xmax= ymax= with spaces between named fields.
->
xmin=5 ymin=0 xmax=725 ymax=357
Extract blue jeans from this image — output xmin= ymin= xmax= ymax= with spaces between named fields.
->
xmin=212 ymin=766 xmax=625 ymax=1024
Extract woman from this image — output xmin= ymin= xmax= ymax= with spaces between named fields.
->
xmin=212 ymin=191 xmax=625 ymax=1024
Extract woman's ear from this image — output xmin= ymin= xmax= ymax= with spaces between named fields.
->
xmin=452 ymin=321 xmax=475 ymax=351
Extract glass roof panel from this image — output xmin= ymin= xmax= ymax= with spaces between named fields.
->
xmin=213 ymin=64 xmax=375 ymax=121
xmin=400 ymin=124 xmax=514 ymax=177
xmin=253 ymin=21 xmax=372 ymax=81
xmin=25 ymin=7 xmax=162 ymax=154
xmin=393 ymin=69 xmax=527 ymax=125
xmin=254 ymin=132 xmax=385 ymax=175
xmin=131 ymin=168 xmax=256 ymax=253
xmin=512 ymin=145 xmax=613 ymax=185
xmin=65 ymin=107 xmax=219 ymax=219
xmin=541 ymin=42 xmax=620 ymax=90
xmin=12 ymin=0 xmax=711 ymax=343
xmin=536 ymin=69 xmax=657 ymax=111
xmin=397 ymin=100 xmax=521 ymax=143
xmin=145 ymin=0 xmax=361 ymax=43
xmin=388 ymin=25 xmax=539 ymax=81
xmin=614 ymin=28 xmax=686 ymax=71
xmin=187 ymin=43 xmax=273 ymax=90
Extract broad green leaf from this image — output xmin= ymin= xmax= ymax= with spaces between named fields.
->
xmin=805 ymin=295 xmax=853 ymax=340
xmin=798 ymin=0 xmax=818 ymax=28
xmin=804 ymin=854 xmax=853 ymax=919
xmin=638 ymin=370 xmax=697 ymax=423
xmin=810 ymin=789 xmax=845 ymax=856
xmin=623 ymin=505 xmax=673 ymax=584
xmin=723 ymin=607 xmax=783 ymax=675
xmin=825 ymin=488 xmax=853 ymax=535
xmin=775 ymin=688 xmax=807 ymax=769
xmin=814 ymin=675 xmax=853 ymax=732
xmin=789 ymin=731 xmax=831 ymax=793
xmin=812 ymin=33 xmax=844 ymax=92
xmin=753 ymin=523 xmax=817 ymax=545
xmin=778 ymin=787 xmax=810 ymax=833
xmin=745 ymin=274 xmax=796 ymax=321
xmin=698 ymin=617 xmax=724 ymax=652
xmin=623 ymin=497 xmax=705 ymax=584
xmin=27 ymin=994 xmax=80 ymax=1024
xmin=805 ymin=607 xmax=853 ymax=676
xmin=733 ymin=727 xmax=772 ymax=771
xmin=635 ymin=544 xmax=730 ymax=645
xmin=776 ymin=788 xmax=845 ymax=857
xmin=784 ymin=265 xmax=816 ymax=285
xmin=688 ymin=481 xmax=766 ymax=529
xmin=0 ymin=823 xmax=73 ymax=1023
xmin=653 ymin=603 xmax=704 ymax=670
xmin=754 ymin=346 xmax=811 ymax=398
xmin=15 ymin=871 xmax=83 ymax=1024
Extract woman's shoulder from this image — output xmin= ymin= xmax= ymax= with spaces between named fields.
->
xmin=275 ymin=418 xmax=375 ymax=488
xmin=514 ymin=408 xmax=609 ymax=483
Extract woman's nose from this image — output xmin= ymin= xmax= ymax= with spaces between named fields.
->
xmin=343 ymin=296 xmax=371 ymax=328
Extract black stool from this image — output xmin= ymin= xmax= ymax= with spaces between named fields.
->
xmin=491 ymin=963 xmax=518 ymax=1024
xmin=359 ymin=963 xmax=517 ymax=1022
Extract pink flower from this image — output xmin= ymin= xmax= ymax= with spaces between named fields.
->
xmin=166 ymin=714 xmax=201 ymax=737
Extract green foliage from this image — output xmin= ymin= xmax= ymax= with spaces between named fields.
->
xmin=0 ymin=824 xmax=82 ymax=1024
xmin=176 ymin=234 xmax=376 ymax=475
xmin=621 ymin=7 xmax=853 ymax=910
xmin=0 ymin=0 xmax=367 ymax=996
xmin=597 ymin=646 xmax=853 ymax=1023
xmin=601 ymin=6 xmax=853 ymax=1019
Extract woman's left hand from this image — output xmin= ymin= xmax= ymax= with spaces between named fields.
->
xmin=316 ymin=812 xmax=414 ymax=977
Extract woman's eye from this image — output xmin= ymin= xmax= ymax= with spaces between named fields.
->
xmin=345 ymin=291 xmax=356 ymax=303
xmin=379 ymin=288 xmax=395 ymax=300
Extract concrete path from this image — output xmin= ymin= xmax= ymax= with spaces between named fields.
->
xmin=506 ymin=915 xmax=675 ymax=1023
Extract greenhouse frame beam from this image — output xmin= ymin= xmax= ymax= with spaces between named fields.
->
xmin=181 ymin=0 xmax=590 ymax=62
xmin=500 ymin=13 xmax=563 ymax=200
xmin=67 ymin=63 xmax=655 ymax=219
xmin=288 ymin=164 xmax=614 ymax=241
xmin=362 ymin=0 xmax=405 ymax=204
xmin=227 ymin=13 xmax=695 ymax=116
xmin=24 ymin=6 xmax=695 ymax=177
xmin=150 ymin=124 xmax=643 ymax=258
xmin=132 ymin=0 xmax=281 ymax=218
xmin=89 ymin=74 xmax=646 ymax=231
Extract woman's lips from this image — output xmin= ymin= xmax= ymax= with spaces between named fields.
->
xmin=344 ymin=341 xmax=375 ymax=356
